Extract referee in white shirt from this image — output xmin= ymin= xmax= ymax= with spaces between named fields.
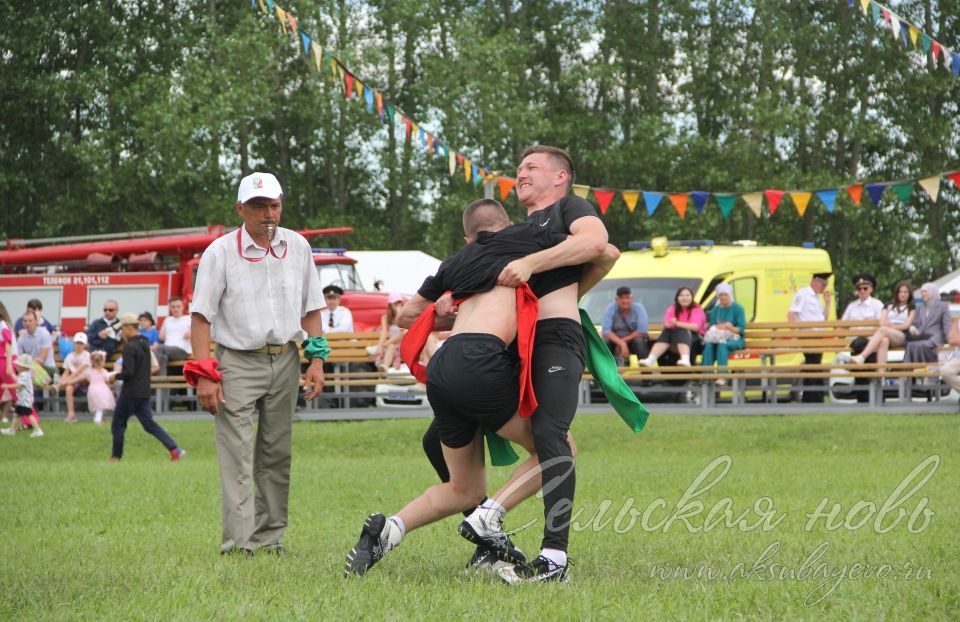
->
xmin=191 ymin=172 xmax=326 ymax=556
xmin=788 ymin=272 xmax=833 ymax=403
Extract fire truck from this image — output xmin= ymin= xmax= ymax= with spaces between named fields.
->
xmin=0 ymin=226 xmax=389 ymax=335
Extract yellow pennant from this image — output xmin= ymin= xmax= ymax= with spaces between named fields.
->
xmin=331 ymin=57 xmax=338 ymax=78
xmin=791 ymin=192 xmax=812 ymax=217
xmin=918 ymin=176 xmax=941 ymax=202
xmin=448 ymin=150 xmax=456 ymax=176
xmin=909 ymin=26 xmax=919 ymax=48
xmin=464 ymin=159 xmax=472 ymax=183
xmin=742 ymin=192 xmax=763 ymax=218
xmin=276 ymin=7 xmax=287 ymax=33
xmin=355 ymin=79 xmax=364 ymax=99
xmin=572 ymin=184 xmax=590 ymax=199
xmin=859 ymin=0 xmax=870 ymax=15
xmin=622 ymin=190 xmax=640 ymax=213
xmin=311 ymin=42 xmax=322 ymax=71
xmin=258 ymin=0 xmax=268 ymax=14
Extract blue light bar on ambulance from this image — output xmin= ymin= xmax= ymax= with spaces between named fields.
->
xmin=312 ymin=247 xmax=348 ymax=255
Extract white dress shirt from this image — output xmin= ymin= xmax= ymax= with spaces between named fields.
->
xmin=841 ymin=296 xmax=883 ymax=322
xmin=789 ymin=286 xmax=827 ymax=321
xmin=191 ymin=226 xmax=325 ymax=350
xmin=320 ymin=306 xmax=354 ymax=333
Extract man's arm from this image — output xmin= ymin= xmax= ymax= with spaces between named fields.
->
xmin=498 ymin=216 xmax=608 ymax=287
xmin=301 ymin=309 xmax=325 ymax=400
xmin=397 ymin=294 xmax=433 ymax=329
xmin=578 ymin=243 xmax=620 ymax=298
xmin=190 ymin=312 xmax=223 ymax=416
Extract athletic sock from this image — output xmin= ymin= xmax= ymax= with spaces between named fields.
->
xmin=386 ymin=515 xmax=405 ymax=547
xmin=539 ymin=548 xmax=567 ymax=567
xmin=479 ymin=498 xmax=506 ymax=519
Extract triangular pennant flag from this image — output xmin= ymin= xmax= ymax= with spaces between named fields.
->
xmin=472 ymin=164 xmax=482 ymax=186
xmin=891 ymin=182 xmax=913 ymax=203
xmin=668 ymin=194 xmax=688 ymax=219
xmin=375 ymin=92 xmax=384 ymax=117
xmin=742 ymin=192 xmax=763 ymax=218
xmin=847 ymin=184 xmax=863 ymax=206
xmin=572 ymin=184 xmax=590 ymax=199
xmin=287 ymin=13 xmax=298 ymax=35
xmin=871 ymin=2 xmax=881 ymax=22
xmin=364 ymin=86 xmax=374 ymax=114
xmin=593 ymin=190 xmax=615 ymax=215
xmin=815 ymin=189 xmax=837 ymax=213
xmin=456 ymin=153 xmax=464 ymax=165
xmin=621 ymin=191 xmax=640 ymax=213
xmin=385 ymin=104 xmax=395 ymax=123
xmin=715 ymin=194 xmax=736 ymax=219
xmin=275 ymin=6 xmax=287 ymax=33
xmin=355 ymin=79 xmax=365 ymax=100
xmin=932 ymin=41 xmax=941 ymax=67
xmin=311 ymin=41 xmax=322 ymax=71
xmin=299 ymin=31 xmax=310 ymax=56
xmin=917 ymin=176 xmax=940 ymax=202
xmin=952 ymin=52 xmax=960 ymax=77
xmin=865 ymin=182 xmax=887 ymax=206
xmin=402 ymin=116 xmax=412 ymax=141
xmin=498 ymin=177 xmax=516 ymax=201
xmin=266 ymin=0 xmax=274 ymax=18
xmin=448 ymin=150 xmax=456 ymax=176
xmin=859 ymin=0 xmax=870 ymax=14
xmin=764 ymin=190 xmax=785 ymax=215
xmin=947 ymin=172 xmax=960 ymax=188
xmin=463 ymin=159 xmax=472 ymax=183
xmin=921 ymin=33 xmax=932 ymax=54
xmin=257 ymin=0 xmax=268 ymax=15
xmin=690 ymin=191 xmax=710 ymax=215
xmin=898 ymin=21 xmax=910 ymax=47
xmin=908 ymin=26 xmax=919 ymax=48
xmin=426 ymin=133 xmax=434 ymax=153
xmin=417 ymin=127 xmax=425 ymax=146
xmin=642 ymin=192 xmax=663 ymax=216
xmin=881 ymin=7 xmax=891 ymax=24
xmin=791 ymin=192 xmax=812 ymax=217
xmin=344 ymin=73 xmax=354 ymax=99
xmin=329 ymin=55 xmax=337 ymax=78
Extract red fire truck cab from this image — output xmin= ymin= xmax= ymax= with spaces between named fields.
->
xmin=0 ymin=226 xmax=388 ymax=336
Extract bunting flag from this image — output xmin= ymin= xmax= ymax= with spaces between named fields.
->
xmin=690 ymin=191 xmax=710 ymax=215
xmin=498 ymin=177 xmax=516 ymax=201
xmin=300 ymin=31 xmax=310 ymax=55
xmin=891 ymin=182 xmax=913 ymax=204
xmin=947 ymin=172 xmax=960 ymax=189
xmin=622 ymin=190 xmax=640 ymax=213
xmin=355 ymin=78 xmax=364 ymax=100
xmin=715 ymin=195 xmax=737 ymax=219
xmin=311 ymin=42 xmax=322 ymax=70
xmin=572 ymin=185 xmax=591 ymax=199
xmin=791 ymin=192 xmax=812 ymax=217
xmin=917 ymin=176 xmax=940 ymax=202
xmin=463 ymin=158 xmax=472 ymax=183
xmin=343 ymin=72 xmax=354 ymax=99
xmin=593 ymin=190 xmax=615 ymax=215
xmin=815 ymin=189 xmax=837 ymax=214
xmin=643 ymin=192 xmax=663 ymax=216
xmin=853 ymin=1 xmax=957 ymax=80
xmin=287 ymin=12 xmax=298 ymax=35
xmin=847 ymin=184 xmax=863 ymax=206
xmin=742 ymin=192 xmax=763 ymax=218
xmin=668 ymin=194 xmax=688 ymax=219
xmin=363 ymin=86 xmax=374 ymax=114
xmin=448 ymin=150 xmax=456 ymax=176
xmin=865 ymin=182 xmax=887 ymax=207
xmin=764 ymin=190 xmax=785 ymax=215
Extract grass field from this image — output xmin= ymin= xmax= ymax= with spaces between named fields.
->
xmin=1 ymin=411 xmax=958 ymax=620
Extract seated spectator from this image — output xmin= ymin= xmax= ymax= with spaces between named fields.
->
xmin=14 ymin=299 xmax=57 ymax=339
xmin=640 ymin=286 xmax=706 ymax=368
xmin=700 ymin=283 xmax=746 ymax=384
xmin=601 ymin=286 xmax=649 ymax=367
xmin=18 ymin=310 xmax=56 ymax=378
xmin=903 ymin=283 xmax=952 ymax=364
xmin=376 ymin=293 xmax=406 ymax=372
xmin=56 ymin=332 xmax=92 ymax=423
xmin=851 ymin=281 xmax=915 ymax=370
xmin=939 ymin=316 xmax=960 ymax=401
xmin=154 ymin=296 xmax=192 ymax=372
xmin=138 ymin=312 xmax=159 ymax=346
xmin=320 ymin=285 xmax=355 ymax=333
xmin=87 ymin=299 xmax=122 ymax=356
xmin=841 ymin=272 xmax=883 ymax=401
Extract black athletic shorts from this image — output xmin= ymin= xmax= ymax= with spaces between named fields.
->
xmin=14 ymin=405 xmax=33 ymax=416
xmin=426 ymin=333 xmax=519 ymax=449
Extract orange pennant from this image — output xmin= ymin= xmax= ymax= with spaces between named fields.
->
xmin=847 ymin=184 xmax=863 ymax=206
xmin=498 ymin=177 xmax=516 ymax=201
xmin=287 ymin=13 xmax=298 ymax=35
xmin=668 ymin=194 xmax=688 ymax=219
xmin=593 ymin=190 xmax=615 ymax=215
xmin=375 ymin=91 xmax=383 ymax=116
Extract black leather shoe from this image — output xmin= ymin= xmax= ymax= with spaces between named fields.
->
xmin=221 ymin=547 xmax=253 ymax=558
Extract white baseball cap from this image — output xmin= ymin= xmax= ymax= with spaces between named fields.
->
xmin=237 ymin=172 xmax=283 ymax=204
xmin=73 ymin=332 xmax=88 ymax=344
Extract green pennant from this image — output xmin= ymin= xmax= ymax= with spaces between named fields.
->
xmin=385 ymin=104 xmax=395 ymax=123
xmin=921 ymin=33 xmax=932 ymax=54
xmin=870 ymin=2 xmax=881 ymax=23
xmin=892 ymin=182 xmax=914 ymax=204
xmin=715 ymin=194 xmax=737 ymax=219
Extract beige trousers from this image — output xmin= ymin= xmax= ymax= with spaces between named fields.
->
xmin=214 ymin=344 xmax=300 ymax=552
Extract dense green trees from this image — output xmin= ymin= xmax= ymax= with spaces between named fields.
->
xmin=2 ymin=1 xmax=958 ymax=304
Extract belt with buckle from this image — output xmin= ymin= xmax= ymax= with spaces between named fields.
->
xmin=250 ymin=342 xmax=291 ymax=355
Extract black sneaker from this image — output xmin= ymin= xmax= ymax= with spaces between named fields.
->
xmin=465 ymin=544 xmax=524 ymax=573
xmin=344 ymin=513 xmax=388 ymax=576
xmin=220 ymin=547 xmax=253 ymax=558
xmin=258 ymin=544 xmax=288 ymax=557
xmin=498 ymin=555 xmax=570 ymax=584
xmin=458 ymin=511 xmax=526 ymax=565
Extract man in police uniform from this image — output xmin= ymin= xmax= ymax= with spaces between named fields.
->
xmin=320 ymin=285 xmax=354 ymax=333
xmin=190 ymin=172 xmax=327 ymax=556
xmin=788 ymin=272 xmax=833 ymax=403
xmin=841 ymin=272 xmax=883 ymax=402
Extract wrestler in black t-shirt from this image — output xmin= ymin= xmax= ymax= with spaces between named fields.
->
xmin=523 ymin=195 xmax=598 ymax=298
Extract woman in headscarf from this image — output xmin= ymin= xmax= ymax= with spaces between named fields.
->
xmin=903 ymin=283 xmax=952 ymax=363
xmin=700 ymin=284 xmax=747 ymax=385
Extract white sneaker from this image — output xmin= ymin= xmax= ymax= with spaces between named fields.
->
xmin=851 ymin=354 xmax=865 ymax=366
xmin=30 ymin=429 xmax=44 ymax=438
xmin=639 ymin=357 xmax=655 ymax=368
xmin=458 ymin=509 xmax=526 ymax=565
xmin=678 ymin=357 xmax=691 ymax=367
xmin=1 ymin=427 xmax=15 ymax=436
xmin=834 ymin=352 xmax=851 ymax=364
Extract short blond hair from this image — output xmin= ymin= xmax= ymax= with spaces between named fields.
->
xmin=462 ymin=199 xmax=509 ymax=237
xmin=519 ymin=145 xmax=575 ymax=189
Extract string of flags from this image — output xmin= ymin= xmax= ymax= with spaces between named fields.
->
xmin=250 ymin=0 xmax=499 ymax=189
xmin=253 ymin=1 xmax=960 ymax=220
xmin=849 ymin=0 xmax=960 ymax=78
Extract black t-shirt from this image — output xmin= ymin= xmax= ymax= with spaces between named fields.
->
xmin=418 ymin=220 xmax=567 ymax=301
xmin=525 ymin=195 xmax=598 ymax=298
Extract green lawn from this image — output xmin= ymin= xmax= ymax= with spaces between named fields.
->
xmin=1 ymin=412 xmax=958 ymax=620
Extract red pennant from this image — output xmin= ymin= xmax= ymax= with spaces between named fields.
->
xmin=881 ymin=7 xmax=891 ymax=23
xmin=498 ymin=177 xmax=516 ymax=201
xmin=932 ymin=41 xmax=941 ymax=65
xmin=847 ymin=184 xmax=863 ymax=206
xmin=344 ymin=73 xmax=354 ymax=99
xmin=456 ymin=152 xmax=464 ymax=165
xmin=668 ymin=194 xmax=688 ymax=219
xmin=764 ymin=190 xmax=785 ymax=215
xmin=287 ymin=13 xmax=297 ymax=34
xmin=402 ymin=116 xmax=412 ymax=141
xmin=947 ymin=172 xmax=960 ymax=188
xmin=593 ymin=189 xmax=615 ymax=215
